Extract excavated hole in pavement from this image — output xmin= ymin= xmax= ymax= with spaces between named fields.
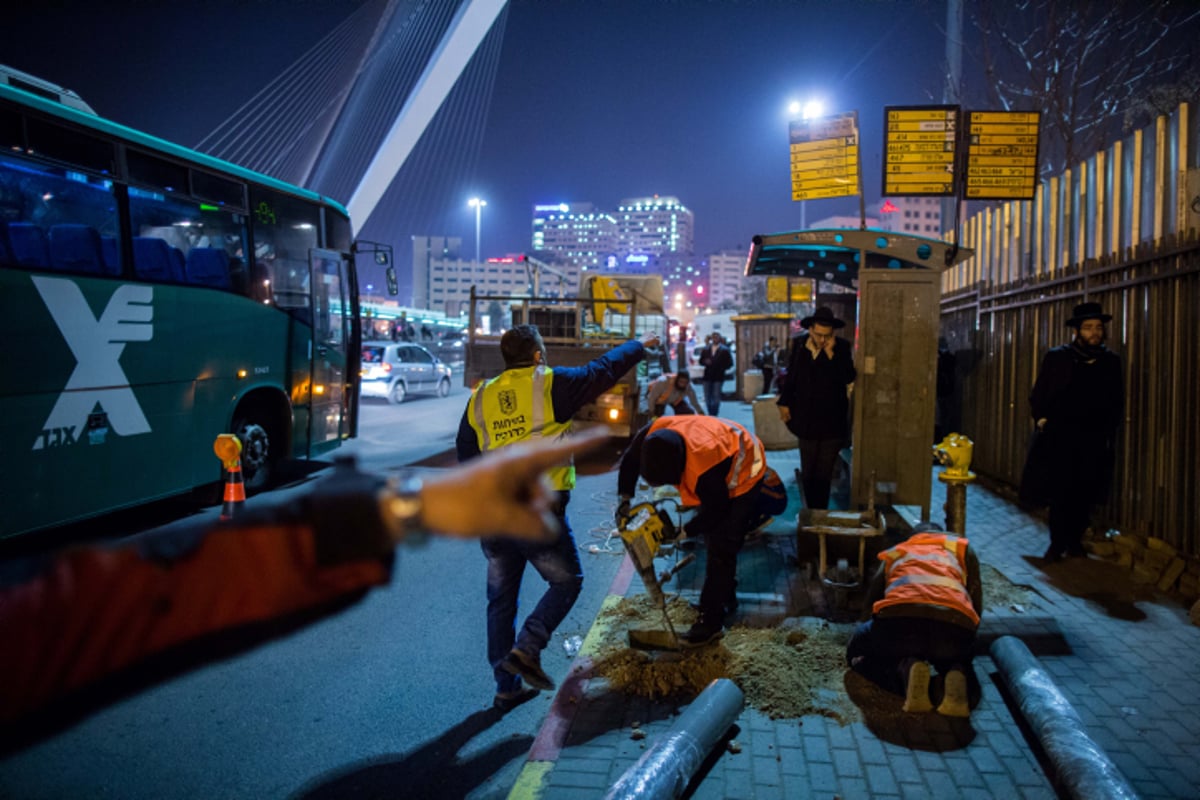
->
xmin=591 ymin=564 xmax=1036 ymax=723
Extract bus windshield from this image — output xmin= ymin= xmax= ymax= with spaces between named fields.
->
xmin=0 ymin=81 xmax=362 ymax=539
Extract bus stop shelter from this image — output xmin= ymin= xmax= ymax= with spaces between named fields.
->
xmin=744 ymin=228 xmax=974 ymax=519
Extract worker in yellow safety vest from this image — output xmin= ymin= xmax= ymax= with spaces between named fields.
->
xmin=846 ymin=523 xmax=983 ymax=717
xmin=458 ymin=323 xmax=659 ymax=710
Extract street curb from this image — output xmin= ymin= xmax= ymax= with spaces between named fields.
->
xmin=506 ymin=553 xmax=635 ymax=799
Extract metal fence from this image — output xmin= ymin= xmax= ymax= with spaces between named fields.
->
xmin=940 ymin=103 xmax=1200 ymax=558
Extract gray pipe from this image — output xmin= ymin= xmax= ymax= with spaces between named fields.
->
xmin=990 ymin=636 xmax=1140 ymax=800
xmin=603 ymin=678 xmax=745 ymax=800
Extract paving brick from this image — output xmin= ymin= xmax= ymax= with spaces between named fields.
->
xmin=922 ymin=769 xmax=957 ymax=796
xmin=751 ymin=756 xmax=781 ymax=786
xmin=831 ymin=747 xmax=863 ymax=778
xmin=945 ymin=754 xmax=987 ymax=788
xmin=775 ymin=746 xmax=807 ymax=777
xmin=806 ymin=761 xmax=837 ymax=792
xmin=801 ymin=734 xmax=832 ymax=763
xmin=549 ymin=768 xmax=613 ymax=790
xmin=864 ymin=763 xmax=899 ymax=795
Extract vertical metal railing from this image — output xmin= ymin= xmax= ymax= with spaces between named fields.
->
xmin=941 ymin=103 xmax=1200 ymax=557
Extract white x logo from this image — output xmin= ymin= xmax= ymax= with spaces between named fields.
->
xmin=32 ymin=276 xmax=154 ymax=450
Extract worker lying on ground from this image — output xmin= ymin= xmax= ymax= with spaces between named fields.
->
xmin=845 ymin=522 xmax=983 ymax=717
xmin=615 ymin=415 xmax=766 ymax=646
xmin=0 ymin=428 xmax=611 ymax=742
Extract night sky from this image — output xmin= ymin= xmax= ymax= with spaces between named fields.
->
xmin=2 ymin=0 xmax=950 ymax=259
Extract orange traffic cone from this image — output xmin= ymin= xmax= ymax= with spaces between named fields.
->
xmin=213 ymin=434 xmax=245 ymax=521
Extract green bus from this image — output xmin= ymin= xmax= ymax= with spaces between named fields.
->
xmin=0 ymin=75 xmax=373 ymax=539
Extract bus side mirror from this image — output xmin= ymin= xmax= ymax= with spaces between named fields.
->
xmin=385 ymin=266 xmax=398 ymax=296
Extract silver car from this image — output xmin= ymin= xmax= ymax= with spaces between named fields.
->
xmin=360 ymin=343 xmax=453 ymax=404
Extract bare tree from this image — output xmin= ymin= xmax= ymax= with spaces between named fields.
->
xmin=968 ymin=0 xmax=1200 ymax=174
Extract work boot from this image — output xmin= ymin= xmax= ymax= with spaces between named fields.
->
xmin=937 ymin=669 xmax=970 ymax=718
xmin=901 ymin=659 xmax=933 ymax=713
xmin=501 ymin=648 xmax=555 ymax=691
xmin=679 ymin=621 xmax=723 ymax=648
xmin=493 ymin=686 xmax=539 ymax=712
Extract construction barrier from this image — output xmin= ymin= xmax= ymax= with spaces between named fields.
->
xmin=213 ymin=434 xmax=245 ymax=521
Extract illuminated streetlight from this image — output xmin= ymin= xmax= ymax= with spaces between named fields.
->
xmin=785 ymin=98 xmax=828 ymax=230
xmin=468 ymin=197 xmax=487 ymax=263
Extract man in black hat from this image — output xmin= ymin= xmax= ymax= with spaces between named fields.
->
xmin=1024 ymin=301 xmax=1123 ymax=562
xmin=776 ymin=307 xmax=857 ymax=509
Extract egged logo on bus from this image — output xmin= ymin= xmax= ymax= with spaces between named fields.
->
xmin=31 ymin=276 xmax=153 ymax=450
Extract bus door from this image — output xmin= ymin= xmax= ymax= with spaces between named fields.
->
xmin=309 ymin=249 xmax=350 ymax=447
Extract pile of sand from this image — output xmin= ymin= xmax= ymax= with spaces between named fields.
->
xmin=589 ymin=562 xmax=1035 ymax=722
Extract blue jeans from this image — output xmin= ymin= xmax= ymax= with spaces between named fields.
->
xmin=702 ymin=380 xmax=723 ymax=416
xmin=481 ymin=493 xmax=582 ymax=693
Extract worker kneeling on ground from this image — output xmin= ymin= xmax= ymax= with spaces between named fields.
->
xmin=846 ymin=522 xmax=983 ymax=717
xmin=616 ymin=415 xmax=766 ymax=646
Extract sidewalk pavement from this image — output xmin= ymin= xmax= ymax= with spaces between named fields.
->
xmin=510 ymin=399 xmax=1200 ymax=799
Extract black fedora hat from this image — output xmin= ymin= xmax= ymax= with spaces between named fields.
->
xmin=800 ymin=306 xmax=845 ymax=330
xmin=1066 ymin=301 xmax=1112 ymax=327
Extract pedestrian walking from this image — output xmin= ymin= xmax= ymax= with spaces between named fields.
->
xmin=1020 ymin=301 xmax=1123 ymax=562
xmin=753 ymin=335 xmax=782 ymax=393
xmin=698 ymin=333 xmax=733 ymax=415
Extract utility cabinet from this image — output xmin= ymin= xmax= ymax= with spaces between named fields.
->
xmin=850 ymin=269 xmax=942 ymax=519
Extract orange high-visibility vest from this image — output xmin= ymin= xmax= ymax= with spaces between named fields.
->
xmin=872 ymin=532 xmax=980 ymax=626
xmin=648 ymin=415 xmax=764 ymax=505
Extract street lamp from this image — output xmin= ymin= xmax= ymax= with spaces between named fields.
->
xmin=468 ymin=197 xmax=487 ymax=263
xmin=786 ymin=97 xmax=827 ymax=230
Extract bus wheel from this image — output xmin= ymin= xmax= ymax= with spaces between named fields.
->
xmin=437 ymin=377 xmax=451 ymax=397
xmin=388 ymin=380 xmax=407 ymax=404
xmin=234 ymin=417 xmax=274 ymax=491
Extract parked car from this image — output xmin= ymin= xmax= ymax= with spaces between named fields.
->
xmin=360 ymin=343 xmax=453 ymax=404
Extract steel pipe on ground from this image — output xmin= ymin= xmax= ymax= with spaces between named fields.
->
xmin=602 ymin=677 xmax=744 ymax=800
xmin=990 ymin=635 xmax=1140 ymax=800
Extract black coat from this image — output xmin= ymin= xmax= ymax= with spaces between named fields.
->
xmin=776 ymin=333 xmax=857 ymax=439
xmin=699 ymin=343 xmax=733 ymax=383
xmin=1021 ymin=343 xmax=1123 ymax=506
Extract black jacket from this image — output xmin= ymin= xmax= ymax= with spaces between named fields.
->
xmin=777 ymin=333 xmax=857 ymax=439
xmin=699 ymin=343 xmax=733 ymax=383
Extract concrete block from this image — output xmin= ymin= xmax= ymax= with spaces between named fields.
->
xmin=1132 ymin=562 xmax=1161 ymax=585
xmin=1114 ymin=550 xmax=1134 ymax=568
xmin=1146 ymin=536 xmax=1177 ymax=557
xmin=1112 ymin=534 xmax=1141 ymax=553
xmin=1085 ymin=541 xmax=1116 ymax=557
xmin=1178 ymin=572 xmax=1199 ymax=599
xmin=752 ymin=397 xmax=798 ymax=451
xmin=1191 ymin=598 xmax=1200 ymax=626
xmin=743 ymin=370 xmax=763 ymax=401
xmin=1140 ymin=547 xmax=1174 ymax=569
xmin=1157 ymin=557 xmax=1186 ymax=592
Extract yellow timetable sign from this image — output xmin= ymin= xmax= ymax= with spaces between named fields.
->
xmin=964 ymin=110 xmax=1040 ymax=199
xmin=788 ymin=111 xmax=859 ymax=201
xmin=882 ymin=105 xmax=958 ymax=196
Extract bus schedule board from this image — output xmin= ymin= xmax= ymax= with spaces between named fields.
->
xmin=964 ymin=110 xmax=1041 ymax=200
xmin=789 ymin=111 xmax=860 ymax=201
xmin=882 ymin=105 xmax=959 ymax=196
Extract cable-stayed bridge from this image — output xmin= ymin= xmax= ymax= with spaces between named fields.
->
xmin=194 ymin=0 xmax=509 ymax=301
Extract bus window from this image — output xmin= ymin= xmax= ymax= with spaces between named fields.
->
xmin=0 ymin=149 xmax=119 ymax=275
xmin=127 ymin=187 xmax=248 ymax=290
xmin=250 ymin=186 xmax=319 ymax=319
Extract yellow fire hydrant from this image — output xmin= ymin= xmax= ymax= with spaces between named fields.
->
xmin=933 ymin=433 xmax=975 ymax=534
